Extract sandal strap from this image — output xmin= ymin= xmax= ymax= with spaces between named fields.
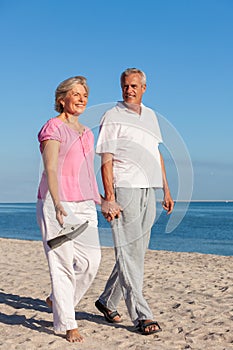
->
xmin=95 ymin=300 xmax=122 ymax=323
xmin=137 ymin=320 xmax=161 ymax=331
xmin=108 ymin=310 xmax=120 ymax=320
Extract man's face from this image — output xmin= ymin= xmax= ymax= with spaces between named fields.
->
xmin=122 ymin=73 xmax=146 ymax=105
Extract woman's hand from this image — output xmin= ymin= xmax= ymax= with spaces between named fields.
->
xmin=101 ymin=197 xmax=122 ymax=222
xmin=55 ymin=203 xmax=68 ymax=226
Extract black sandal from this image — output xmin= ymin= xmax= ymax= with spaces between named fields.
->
xmin=95 ymin=300 xmax=122 ymax=323
xmin=136 ymin=320 xmax=162 ymax=335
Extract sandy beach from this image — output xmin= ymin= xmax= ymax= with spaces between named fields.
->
xmin=0 ymin=238 xmax=232 ymax=350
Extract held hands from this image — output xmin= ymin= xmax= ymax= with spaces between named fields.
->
xmin=101 ymin=196 xmax=122 ymax=222
xmin=54 ymin=203 xmax=68 ymax=226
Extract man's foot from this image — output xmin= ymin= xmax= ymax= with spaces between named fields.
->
xmin=136 ymin=319 xmax=162 ymax=335
xmin=66 ymin=328 xmax=84 ymax=343
xmin=95 ymin=300 xmax=122 ymax=323
xmin=46 ymin=296 xmax=52 ymax=308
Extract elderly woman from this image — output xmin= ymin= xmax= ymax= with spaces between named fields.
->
xmin=36 ymin=76 xmax=101 ymax=343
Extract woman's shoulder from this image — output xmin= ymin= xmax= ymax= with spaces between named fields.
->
xmin=40 ymin=117 xmax=63 ymax=130
xmin=43 ymin=117 xmax=63 ymax=128
xmin=38 ymin=117 xmax=63 ymax=141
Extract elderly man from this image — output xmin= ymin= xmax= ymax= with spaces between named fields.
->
xmin=95 ymin=68 xmax=174 ymax=335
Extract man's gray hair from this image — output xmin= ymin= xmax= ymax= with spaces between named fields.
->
xmin=120 ymin=68 xmax=147 ymax=87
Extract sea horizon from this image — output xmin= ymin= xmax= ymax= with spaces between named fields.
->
xmin=0 ymin=201 xmax=232 ymax=256
xmin=0 ymin=200 xmax=232 ymax=204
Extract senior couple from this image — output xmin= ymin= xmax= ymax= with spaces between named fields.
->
xmin=36 ymin=68 xmax=174 ymax=343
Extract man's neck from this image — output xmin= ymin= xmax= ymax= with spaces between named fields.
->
xmin=123 ymin=102 xmax=141 ymax=115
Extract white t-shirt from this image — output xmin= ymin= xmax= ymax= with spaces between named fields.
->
xmin=96 ymin=102 xmax=163 ymax=188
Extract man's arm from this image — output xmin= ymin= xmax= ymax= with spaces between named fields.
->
xmin=101 ymin=153 xmax=115 ymax=201
xmin=101 ymin=153 xmax=122 ymax=221
xmin=160 ymin=152 xmax=174 ymax=214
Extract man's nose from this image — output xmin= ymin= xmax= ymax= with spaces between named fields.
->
xmin=126 ymin=85 xmax=133 ymax=92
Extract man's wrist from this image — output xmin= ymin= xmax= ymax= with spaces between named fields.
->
xmin=163 ymin=186 xmax=170 ymax=195
xmin=105 ymin=195 xmax=115 ymax=202
xmin=102 ymin=188 xmax=115 ymax=201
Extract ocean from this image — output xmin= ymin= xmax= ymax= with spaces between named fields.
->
xmin=0 ymin=202 xmax=232 ymax=256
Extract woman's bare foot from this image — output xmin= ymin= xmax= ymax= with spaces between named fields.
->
xmin=46 ymin=296 xmax=52 ymax=308
xmin=66 ymin=328 xmax=84 ymax=343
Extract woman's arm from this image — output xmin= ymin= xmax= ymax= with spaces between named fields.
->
xmin=41 ymin=139 xmax=67 ymax=225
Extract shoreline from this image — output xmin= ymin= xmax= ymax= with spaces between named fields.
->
xmin=0 ymin=238 xmax=233 ymax=349
xmin=0 ymin=236 xmax=232 ymax=258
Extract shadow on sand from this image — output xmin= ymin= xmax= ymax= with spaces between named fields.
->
xmin=0 ymin=292 xmax=135 ymax=335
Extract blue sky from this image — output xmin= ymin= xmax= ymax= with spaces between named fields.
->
xmin=0 ymin=0 xmax=232 ymax=202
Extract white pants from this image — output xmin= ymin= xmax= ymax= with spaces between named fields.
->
xmin=37 ymin=195 xmax=101 ymax=332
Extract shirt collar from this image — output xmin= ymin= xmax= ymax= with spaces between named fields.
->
xmin=116 ymin=101 xmax=144 ymax=115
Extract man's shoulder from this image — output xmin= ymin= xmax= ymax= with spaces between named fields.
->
xmin=141 ymin=103 xmax=156 ymax=115
xmin=100 ymin=102 xmax=124 ymax=123
xmin=141 ymin=105 xmax=160 ymax=125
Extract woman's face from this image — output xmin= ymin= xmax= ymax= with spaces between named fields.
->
xmin=62 ymin=83 xmax=88 ymax=115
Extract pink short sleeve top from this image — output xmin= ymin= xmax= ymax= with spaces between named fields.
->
xmin=37 ymin=118 xmax=100 ymax=204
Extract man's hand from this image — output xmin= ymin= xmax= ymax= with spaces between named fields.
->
xmin=101 ymin=197 xmax=122 ymax=222
xmin=162 ymin=193 xmax=174 ymax=215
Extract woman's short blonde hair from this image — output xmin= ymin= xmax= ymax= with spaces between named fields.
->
xmin=55 ymin=76 xmax=89 ymax=113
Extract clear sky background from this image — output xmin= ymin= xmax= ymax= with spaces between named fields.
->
xmin=0 ymin=0 xmax=232 ymax=202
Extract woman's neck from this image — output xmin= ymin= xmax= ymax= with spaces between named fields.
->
xmin=59 ymin=112 xmax=85 ymax=134
xmin=63 ymin=112 xmax=79 ymax=123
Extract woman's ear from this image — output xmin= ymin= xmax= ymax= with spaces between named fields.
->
xmin=59 ymin=99 xmax=65 ymax=108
